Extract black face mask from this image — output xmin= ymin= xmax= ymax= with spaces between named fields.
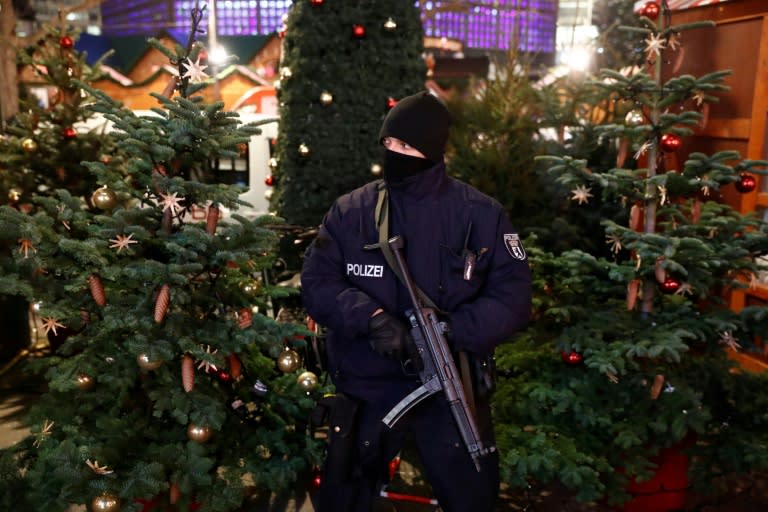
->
xmin=382 ymin=149 xmax=435 ymax=185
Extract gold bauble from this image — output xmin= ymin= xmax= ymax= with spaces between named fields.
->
xmin=297 ymin=370 xmax=318 ymax=391
xmin=187 ymin=423 xmax=213 ymax=443
xmin=243 ymin=280 xmax=261 ymax=297
xmin=624 ymin=109 xmax=645 ymax=127
xmin=91 ymin=493 xmax=120 ymax=512
xmin=268 ymin=157 xmax=279 ymax=171
xmin=21 ymin=138 xmax=38 ymax=153
xmin=298 ymin=143 xmax=310 ymax=157
xmin=8 ymin=187 xmax=22 ymax=203
xmin=383 ymin=17 xmax=397 ymax=31
xmin=91 ymin=186 xmax=117 ymax=210
xmin=276 ymin=348 xmax=301 ymax=373
xmin=76 ymin=373 xmax=95 ymax=391
xmin=137 ymin=353 xmax=163 ymax=371
xmin=319 ymin=91 xmax=333 ymax=106
xmin=370 ymin=163 xmax=382 ymax=176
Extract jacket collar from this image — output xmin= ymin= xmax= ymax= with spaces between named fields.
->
xmin=384 ymin=160 xmax=447 ymax=199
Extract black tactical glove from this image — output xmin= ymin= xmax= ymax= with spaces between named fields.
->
xmin=368 ymin=310 xmax=422 ymax=365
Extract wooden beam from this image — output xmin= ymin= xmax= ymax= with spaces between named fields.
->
xmin=728 ymin=348 xmax=768 ymax=373
xmin=698 ymin=117 xmax=751 ymax=140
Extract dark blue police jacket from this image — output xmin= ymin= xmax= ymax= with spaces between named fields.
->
xmin=301 ymin=162 xmax=532 ymax=403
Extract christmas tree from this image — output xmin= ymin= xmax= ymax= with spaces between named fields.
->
xmin=444 ymin=54 xmax=628 ymax=257
xmin=0 ymin=5 xmax=328 ymax=511
xmin=271 ymin=0 xmax=427 ymax=228
xmin=0 ymin=26 xmax=114 ymax=207
xmin=0 ymin=24 xmax=115 ymax=363
xmin=485 ymin=1 xmax=768 ymax=507
xmin=593 ymin=0 xmax=648 ymax=71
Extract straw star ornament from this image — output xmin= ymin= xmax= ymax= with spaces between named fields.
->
xmin=182 ymin=56 xmax=209 ymax=83
xmin=109 ymin=233 xmax=138 ymax=253
xmin=570 ymin=185 xmax=593 ymax=205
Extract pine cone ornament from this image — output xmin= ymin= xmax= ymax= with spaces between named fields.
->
xmin=228 ymin=353 xmax=242 ymax=379
xmin=650 ymin=374 xmax=665 ymax=400
xmin=169 ymin=483 xmax=180 ymax=504
xmin=629 ymin=203 xmax=642 ymax=231
xmin=626 ymin=279 xmax=640 ymax=311
xmin=88 ymin=274 xmax=106 ymax=307
xmin=182 ymin=355 xmax=194 ymax=392
xmin=162 ymin=208 xmax=173 ymax=235
xmin=206 ymin=205 xmax=220 ymax=235
xmin=154 ymin=284 xmax=170 ymax=323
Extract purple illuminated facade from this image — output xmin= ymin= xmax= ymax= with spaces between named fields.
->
xmin=101 ymin=0 xmax=556 ymax=53
xmin=422 ymin=1 xmax=557 ymax=53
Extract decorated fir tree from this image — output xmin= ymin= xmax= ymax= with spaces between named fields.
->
xmin=271 ymin=0 xmax=427 ymax=228
xmin=0 ymin=25 xmax=114 ymax=363
xmin=0 ymin=26 xmax=114 ymax=208
xmin=593 ymin=0 xmax=648 ymax=71
xmin=489 ymin=1 xmax=768 ymax=507
xmin=443 ymin=55 xmax=629 ymax=257
xmin=444 ymin=56 xmax=554 ymax=236
xmin=0 ymin=6 xmax=327 ymax=511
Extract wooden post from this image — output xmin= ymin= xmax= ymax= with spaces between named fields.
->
xmin=0 ymin=0 xmax=19 ymax=126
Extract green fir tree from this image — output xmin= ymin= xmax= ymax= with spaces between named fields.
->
xmin=492 ymin=4 xmax=768 ymax=506
xmin=444 ymin=56 xmax=555 ymax=237
xmin=0 ymin=26 xmax=114 ymax=207
xmin=271 ymin=0 xmax=427 ymax=227
xmin=0 ymin=6 xmax=328 ymax=511
xmin=0 ymin=26 xmax=114 ymax=366
xmin=593 ymin=0 xmax=648 ymax=71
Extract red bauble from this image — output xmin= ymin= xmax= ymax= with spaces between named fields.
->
xmin=660 ymin=133 xmax=681 ymax=152
xmin=641 ymin=2 xmax=660 ymax=20
xmin=310 ymin=0 xmax=324 ymax=5
xmin=59 ymin=36 xmax=74 ymax=49
xmin=561 ymin=350 xmax=583 ymax=366
xmin=660 ymin=277 xmax=681 ymax=294
xmin=217 ymin=370 xmax=232 ymax=383
xmin=62 ymin=127 xmax=77 ymax=139
xmin=264 ymin=175 xmax=274 ymax=186
xmin=352 ymin=24 xmax=366 ymax=38
xmin=388 ymin=457 xmax=401 ymax=480
xmin=735 ymin=173 xmax=757 ymax=193
xmin=311 ymin=468 xmax=323 ymax=489
xmin=386 ymin=97 xmax=398 ymax=109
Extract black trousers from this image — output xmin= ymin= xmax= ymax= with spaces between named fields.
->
xmin=314 ymin=392 xmax=499 ymax=512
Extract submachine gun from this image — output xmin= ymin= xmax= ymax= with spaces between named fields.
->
xmin=381 ymin=235 xmax=487 ymax=472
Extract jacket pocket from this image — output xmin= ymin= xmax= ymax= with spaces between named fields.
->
xmin=439 ymin=245 xmax=490 ymax=304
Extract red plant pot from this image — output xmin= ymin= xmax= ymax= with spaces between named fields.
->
xmin=621 ymin=437 xmax=694 ymax=512
xmin=135 ymin=497 xmax=201 ymax=511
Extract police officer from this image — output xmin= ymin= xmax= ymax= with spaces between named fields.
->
xmin=301 ymin=91 xmax=532 ymax=512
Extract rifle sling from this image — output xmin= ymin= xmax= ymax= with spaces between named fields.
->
xmin=374 ymin=184 xmax=477 ymax=419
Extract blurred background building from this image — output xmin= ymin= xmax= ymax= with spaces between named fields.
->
xmin=19 ymin=0 xmax=559 ymax=63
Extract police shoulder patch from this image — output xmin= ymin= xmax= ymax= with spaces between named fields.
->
xmin=503 ymin=233 xmax=526 ymax=260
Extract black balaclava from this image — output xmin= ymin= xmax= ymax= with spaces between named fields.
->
xmin=378 ymin=91 xmax=452 ymax=184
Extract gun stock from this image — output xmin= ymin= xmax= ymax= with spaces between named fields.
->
xmin=382 ymin=235 xmax=486 ymax=471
